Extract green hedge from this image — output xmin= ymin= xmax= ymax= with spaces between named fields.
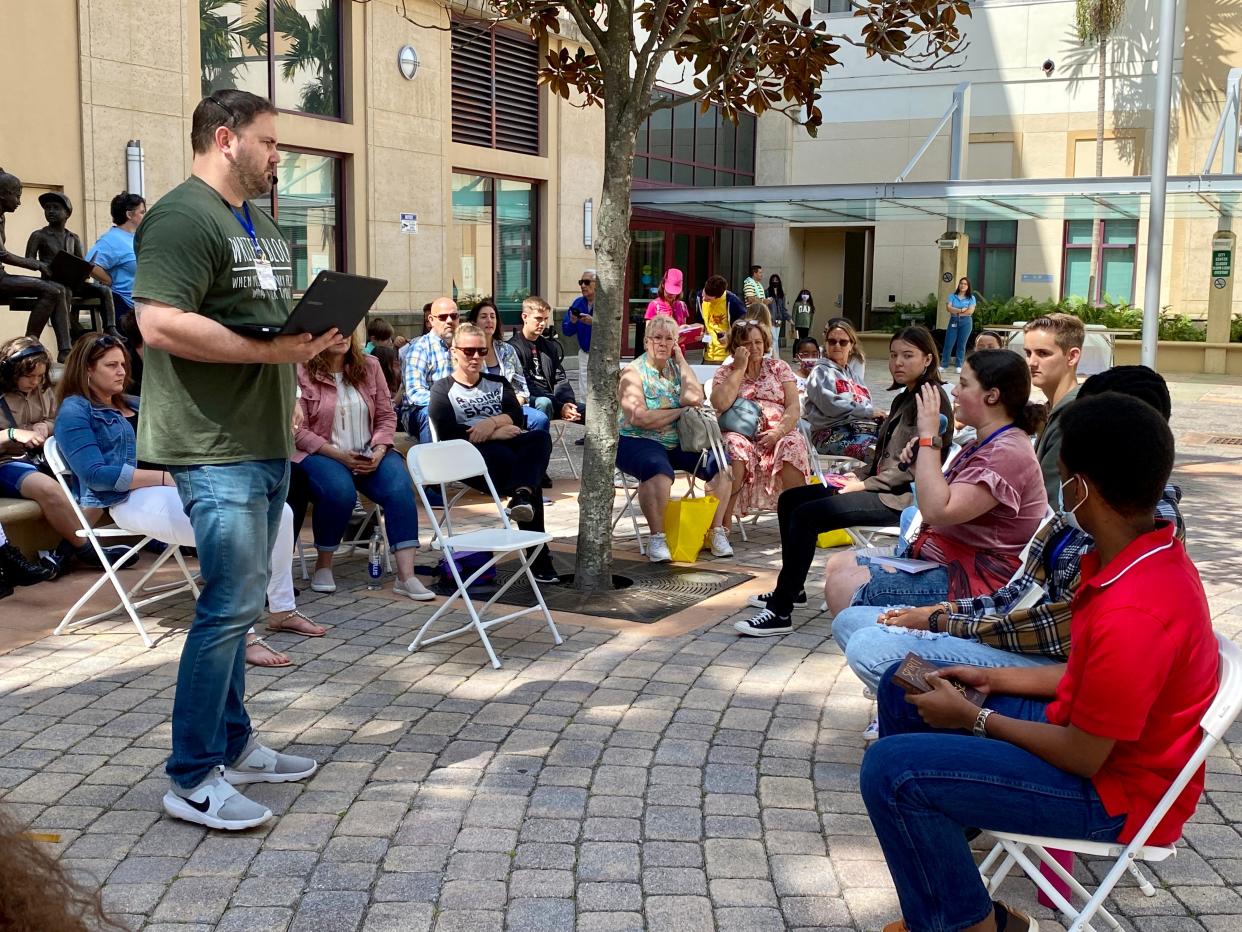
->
xmin=884 ymin=294 xmax=1242 ymax=343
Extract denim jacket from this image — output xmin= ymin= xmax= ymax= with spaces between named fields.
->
xmin=53 ymin=394 xmax=139 ymax=508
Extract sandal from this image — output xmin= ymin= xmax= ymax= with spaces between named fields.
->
xmin=245 ymin=636 xmax=292 ymax=667
xmin=266 ymin=609 xmax=328 ymax=637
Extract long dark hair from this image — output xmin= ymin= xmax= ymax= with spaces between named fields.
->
xmin=795 ymin=288 xmax=814 ymax=310
xmin=955 ymin=277 xmax=974 ymax=299
xmin=887 ymin=326 xmax=944 ymax=392
xmin=305 ymin=331 xmax=368 ymax=388
xmin=56 ymin=332 xmax=131 ymax=408
xmin=966 ymin=348 xmax=1044 ymax=435
xmin=767 ymin=274 xmax=784 ymax=300
xmin=466 ymin=297 xmax=500 ymax=348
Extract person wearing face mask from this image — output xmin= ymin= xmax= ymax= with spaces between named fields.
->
xmin=792 ymin=289 xmax=815 ymax=340
xmin=790 ymin=337 xmax=819 ymax=394
xmin=859 ymin=390 xmax=1214 ymax=932
xmin=831 ymin=365 xmax=1184 ymax=696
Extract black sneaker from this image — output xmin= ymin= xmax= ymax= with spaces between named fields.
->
xmin=76 ymin=544 xmax=139 ymax=570
xmin=0 ymin=543 xmax=54 ymax=585
xmin=541 ymin=473 xmax=554 ymax=489
xmin=733 ymin=609 xmax=793 ymax=637
xmin=532 ymin=562 xmax=561 ymax=585
xmin=507 ymin=492 xmax=535 ymax=524
xmin=40 ymin=549 xmax=73 ymax=580
xmin=747 ymin=589 xmax=807 ymax=610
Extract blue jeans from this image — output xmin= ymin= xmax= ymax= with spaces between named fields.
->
xmin=832 ymin=605 xmax=1058 ymax=692
xmin=850 ymin=555 xmax=949 ymax=608
xmin=862 ymin=665 xmax=1125 ymax=931
xmin=166 ymin=459 xmax=288 ymax=788
xmin=523 ymin=405 xmax=550 ymax=433
xmin=942 ymin=314 xmax=973 ymax=368
xmin=293 ymin=450 xmax=420 ymax=552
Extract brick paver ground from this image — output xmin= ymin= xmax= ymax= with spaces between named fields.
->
xmin=2 ymin=373 xmax=1241 ymax=931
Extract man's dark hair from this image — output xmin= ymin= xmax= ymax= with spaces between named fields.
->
xmin=749 ymin=264 xmax=762 ymax=277
xmin=366 ymin=317 xmax=394 ymax=343
xmin=191 ymin=90 xmax=277 ymax=155
xmin=1060 ymin=392 xmax=1174 ymax=516
xmin=109 ymin=192 xmax=145 ymax=226
xmin=1078 ymin=365 xmax=1171 ymax=421
xmin=703 ymin=275 xmax=727 ymax=299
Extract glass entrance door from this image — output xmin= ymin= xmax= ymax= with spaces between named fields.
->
xmin=627 ymin=230 xmax=665 ymax=354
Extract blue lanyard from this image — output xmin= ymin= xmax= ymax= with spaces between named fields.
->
xmin=1046 ymin=526 xmax=1077 ymax=573
xmin=228 ymin=202 xmax=265 ymax=260
xmin=945 ymin=423 xmax=1016 ymax=480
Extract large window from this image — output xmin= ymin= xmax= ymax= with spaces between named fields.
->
xmin=634 ymin=94 xmax=756 ymax=187
xmin=255 ymin=149 xmax=343 ymax=292
xmin=1062 ymin=220 xmax=1138 ymax=304
xmin=451 ymin=173 xmax=539 ymax=321
xmin=451 ymin=21 xmax=541 ymax=155
xmin=964 ymin=220 xmax=1016 ymax=302
xmin=200 ymin=0 xmax=342 ymax=119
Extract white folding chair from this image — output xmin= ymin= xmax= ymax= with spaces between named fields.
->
xmin=297 ymin=497 xmax=394 ymax=579
xmin=405 ymin=439 xmax=562 ymax=669
xmin=550 ymin=419 xmax=579 ymax=479
xmin=979 ymin=633 xmax=1242 ymax=932
xmin=44 ymin=438 xmax=200 ymax=649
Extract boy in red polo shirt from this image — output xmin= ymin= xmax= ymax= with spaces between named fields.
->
xmin=860 ymin=391 xmax=1218 ymax=932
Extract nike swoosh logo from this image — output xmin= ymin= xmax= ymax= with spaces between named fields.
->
xmin=185 ymin=796 xmax=211 ymax=813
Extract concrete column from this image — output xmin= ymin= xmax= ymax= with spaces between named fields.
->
xmin=1206 ymin=229 xmax=1235 ymax=374
xmin=935 ymin=231 xmax=970 ymax=328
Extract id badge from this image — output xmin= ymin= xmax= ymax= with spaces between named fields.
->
xmin=254 ymin=256 xmax=279 ymax=292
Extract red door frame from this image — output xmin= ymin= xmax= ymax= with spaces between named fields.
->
xmin=625 ymin=210 xmax=721 ymax=355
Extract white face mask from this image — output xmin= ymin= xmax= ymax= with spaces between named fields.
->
xmin=1059 ymin=475 xmax=1088 ymax=531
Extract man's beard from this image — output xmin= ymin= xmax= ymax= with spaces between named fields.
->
xmin=230 ymin=156 xmax=272 ymax=200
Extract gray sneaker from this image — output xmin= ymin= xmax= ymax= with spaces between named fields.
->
xmin=223 ymin=738 xmax=318 ymax=785
xmin=163 ymin=767 xmax=272 ymax=831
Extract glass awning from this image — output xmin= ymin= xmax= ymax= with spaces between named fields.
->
xmin=629 ymin=175 xmax=1242 ymax=225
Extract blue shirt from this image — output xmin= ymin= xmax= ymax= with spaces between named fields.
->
xmin=54 ymin=394 xmax=140 ymax=509
xmin=86 ymin=226 xmax=137 ymax=309
xmin=947 ymin=293 xmax=976 ymax=313
xmin=562 ymin=296 xmax=593 ymax=352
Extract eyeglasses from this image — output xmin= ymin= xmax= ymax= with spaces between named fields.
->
xmin=578 ymin=279 xmax=595 ymax=287
xmin=824 ymin=338 xmax=852 ymax=348
xmin=206 ymin=94 xmax=238 ymax=126
xmin=455 ymin=346 xmax=487 ymax=357
xmin=646 ymin=335 xmax=676 ymax=344
xmin=433 ymin=313 xmax=459 ymax=322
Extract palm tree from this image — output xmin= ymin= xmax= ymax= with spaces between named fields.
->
xmin=238 ymin=0 xmax=339 ymax=116
xmin=1076 ymin=0 xmax=1128 ymax=303
xmin=199 ymin=0 xmax=243 ymax=97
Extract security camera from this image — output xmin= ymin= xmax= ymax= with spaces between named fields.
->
xmin=1042 ymin=59 xmax=1055 ymax=76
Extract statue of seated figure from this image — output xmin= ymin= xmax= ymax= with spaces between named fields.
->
xmin=0 ymin=169 xmax=72 ymax=362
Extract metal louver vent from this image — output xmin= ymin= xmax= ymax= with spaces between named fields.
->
xmin=451 ymin=21 xmax=540 ymax=155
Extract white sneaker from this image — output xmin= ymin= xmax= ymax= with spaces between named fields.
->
xmin=394 ymin=576 xmax=436 ymax=601
xmin=223 ymin=739 xmax=318 ymax=785
xmin=648 ymin=533 xmax=671 ymax=563
xmin=311 ymin=568 xmax=336 ymax=593
xmin=863 ymin=719 xmax=880 ymax=741
xmin=163 ymin=767 xmax=273 ymax=830
xmin=708 ymin=526 xmax=733 ymax=558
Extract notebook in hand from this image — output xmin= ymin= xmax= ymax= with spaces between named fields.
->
xmin=891 ymin=652 xmax=986 ymax=708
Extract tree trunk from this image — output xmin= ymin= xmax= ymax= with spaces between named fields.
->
xmin=1088 ymin=35 xmax=1107 ymax=304
xmin=573 ymin=96 xmax=640 ymax=592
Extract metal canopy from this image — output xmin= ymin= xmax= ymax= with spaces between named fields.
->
xmin=629 ymin=175 xmax=1242 ymax=225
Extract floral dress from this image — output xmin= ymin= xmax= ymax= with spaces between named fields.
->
xmin=712 ymin=357 xmax=811 ymax=516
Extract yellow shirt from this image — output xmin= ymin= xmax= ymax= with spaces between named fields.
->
xmin=702 ymin=295 xmax=730 ymax=363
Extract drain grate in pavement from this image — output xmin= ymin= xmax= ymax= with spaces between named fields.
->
xmin=494 ymin=557 xmax=753 ymax=623
xmin=1207 ymin=436 xmax=1242 ymax=446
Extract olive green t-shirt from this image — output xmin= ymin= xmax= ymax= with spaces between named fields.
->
xmin=133 ymin=176 xmax=295 ymax=465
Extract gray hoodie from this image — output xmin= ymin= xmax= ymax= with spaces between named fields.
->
xmin=803 ymin=357 xmax=875 ymax=434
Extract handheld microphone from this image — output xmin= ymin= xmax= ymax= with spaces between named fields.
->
xmin=899 ymin=413 xmax=948 ymax=471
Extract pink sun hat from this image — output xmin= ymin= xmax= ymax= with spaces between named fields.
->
xmin=662 ymin=268 xmax=684 ymax=296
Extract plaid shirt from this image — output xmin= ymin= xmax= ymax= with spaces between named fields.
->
xmin=401 ymin=331 xmax=453 ymax=409
xmin=942 ymin=484 xmax=1185 ymax=661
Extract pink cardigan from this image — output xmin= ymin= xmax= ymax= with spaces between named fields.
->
xmin=292 ymin=355 xmax=396 ymax=463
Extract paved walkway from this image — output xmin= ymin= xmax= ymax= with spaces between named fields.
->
xmin=2 ymin=374 xmax=1241 ymax=931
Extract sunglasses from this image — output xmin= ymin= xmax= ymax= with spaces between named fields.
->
xmin=433 ymin=313 xmax=460 ymax=321
xmin=455 ymin=346 xmax=487 ymax=357
xmin=578 ymin=279 xmax=595 ymax=287
xmin=824 ymin=338 xmax=852 ymax=348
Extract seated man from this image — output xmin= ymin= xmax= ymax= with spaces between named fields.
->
xmin=86 ymin=191 xmax=146 ymax=319
xmin=834 ymin=365 xmax=1181 ymax=694
xmin=0 ymin=170 xmax=72 ymax=362
xmin=26 ymin=191 xmax=120 ymax=339
xmin=860 ymin=391 xmax=1217 ymax=932
xmin=400 ymin=296 xmax=457 ymax=443
xmin=1024 ymin=312 xmax=1083 ymax=503
xmin=509 ymin=295 xmax=583 ymax=427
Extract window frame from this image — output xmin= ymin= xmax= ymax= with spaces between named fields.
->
xmin=265 ymin=145 xmax=348 ymax=294
xmin=1060 ymin=219 xmax=1138 ymax=305
xmin=633 ymin=89 xmax=757 ymax=189
xmin=965 ymin=220 xmax=1017 ymax=302
xmin=450 ymin=168 xmax=542 ymax=322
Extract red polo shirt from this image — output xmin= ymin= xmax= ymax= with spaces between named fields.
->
xmin=1046 ymin=522 xmax=1218 ymax=845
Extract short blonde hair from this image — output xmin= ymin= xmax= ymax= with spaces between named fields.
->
xmin=726 ymin=319 xmax=772 ymax=355
xmin=452 ymin=322 xmax=487 ymax=347
xmin=521 ymin=295 xmax=551 ymax=317
xmin=644 ymin=314 xmax=679 ymax=342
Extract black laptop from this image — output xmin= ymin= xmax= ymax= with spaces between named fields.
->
xmin=229 ymin=270 xmax=388 ymax=339
xmin=49 ymin=251 xmax=95 ymax=288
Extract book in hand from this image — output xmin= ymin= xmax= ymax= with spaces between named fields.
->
xmin=891 ymin=652 xmax=986 ymax=708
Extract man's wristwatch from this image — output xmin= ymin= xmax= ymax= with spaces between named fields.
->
xmin=918 ymin=436 xmax=943 ymax=449
xmin=973 ymin=707 xmax=994 ymax=738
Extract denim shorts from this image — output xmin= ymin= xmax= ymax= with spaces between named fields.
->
xmin=0 ymin=459 xmax=40 ymax=498
xmin=850 ymin=554 xmax=950 ymax=608
xmin=616 ymin=435 xmax=721 ymax=483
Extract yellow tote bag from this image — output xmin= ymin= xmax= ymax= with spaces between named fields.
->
xmin=807 ymin=476 xmax=854 ymax=549
xmin=664 ymin=495 xmax=719 ymax=563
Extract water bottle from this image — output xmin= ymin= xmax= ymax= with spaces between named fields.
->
xmin=367 ymin=526 xmax=383 ymax=590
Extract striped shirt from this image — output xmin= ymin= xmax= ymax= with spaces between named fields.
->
xmin=742 ymin=276 xmax=765 ymax=307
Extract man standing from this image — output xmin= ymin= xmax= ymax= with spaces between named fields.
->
xmin=401 ymin=296 xmax=458 ymax=443
xmin=742 ymin=264 xmax=770 ymax=311
xmin=562 ymin=269 xmax=594 ymax=399
xmin=1023 ymin=313 xmax=1084 ymax=503
xmin=87 ymin=191 xmax=147 ymax=317
xmin=135 ymin=90 xmax=343 ymax=831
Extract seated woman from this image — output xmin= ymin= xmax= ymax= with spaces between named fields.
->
xmin=804 ymin=319 xmax=879 ymax=462
xmin=53 ymin=333 xmax=324 ymax=666
xmin=428 ymin=323 xmax=561 ymax=583
xmin=465 ymin=298 xmax=550 ymax=432
xmin=1 ymin=337 xmax=131 ymax=576
xmin=617 ymin=314 xmax=732 ymax=563
xmin=822 ymin=348 xmax=1048 ymax=616
xmin=710 ymin=320 xmax=810 ymax=535
xmin=861 ymin=393 xmax=1216 ymax=932
xmin=293 ymin=333 xmax=433 ymax=601
xmin=735 ymin=327 xmax=952 ymax=637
